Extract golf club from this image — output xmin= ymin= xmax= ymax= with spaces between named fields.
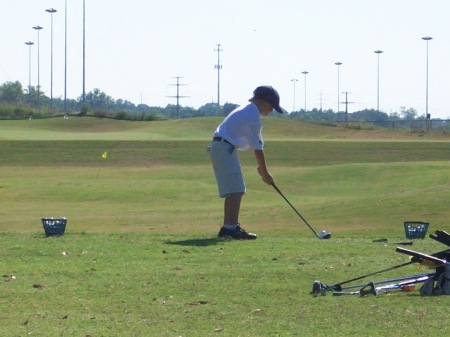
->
xmin=374 ymin=275 xmax=431 ymax=295
xmin=333 ymin=274 xmax=432 ymax=296
xmin=396 ymin=247 xmax=449 ymax=267
xmin=338 ymin=272 xmax=435 ymax=291
xmin=323 ymin=260 xmax=416 ymax=292
xmin=372 ymin=239 xmax=413 ymax=246
xmin=325 ymin=245 xmax=450 ymax=292
xmin=429 ymin=230 xmax=450 ymax=247
xmin=271 ymin=183 xmax=331 ymax=240
xmin=332 ymin=282 xmax=377 ymax=297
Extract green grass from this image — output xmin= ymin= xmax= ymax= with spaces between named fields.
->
xmin=1 ymin=234 xmax=449 ymax=336
xmin=1 ymin=117 xmax=450 ymax=336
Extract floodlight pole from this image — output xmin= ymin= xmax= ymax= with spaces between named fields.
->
xmin=82 ymin=0 xmax=86 ymax=106
xmin=64 ymin=0 xmax=68 ymax=116
xmin=290 ymin=78 xmax=298 ymax=112
xmin=302 ymin=71 xmax=308 ymax=112
xmin=422 ymin=36 xmax=432 ymax=123
xmin=32 ymin=26 xmax=43 ymax=110
xmin=214 ymin=44 xmax=223 ymax=106
xmin=46 ymin=8 xmax=57 ymax=110
xmin=335 ymin=62 xmax=342 ymax=114
xmin=374 ymin=50 xmax=383 ymax=112
xmin=25 ymin=41 xmax=34 ymax=102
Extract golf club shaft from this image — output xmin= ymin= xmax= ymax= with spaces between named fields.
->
xmin=340 ymin=272 xmax=434 ymax=291
xmin=332 ymin=290 xmax=360 ymax=296
xmin=271 ymin=183 xmax=320 ymax=239
xmin=334 ymin=275 xmax=431 ymax=297
xmin=396 ymin=247 xmax=449 ymax=266
xmin=373 ymin=239 xmax=413 ymax=245
xmin=375 ymin=275 xmax=431 ymax=294
xmin=429 ymin=230 xmax=450 ymax=247
xmin=326 ymin=260 xmax=415 ymax=291
xmin=387 ymin=241 xmax=414 ymax=246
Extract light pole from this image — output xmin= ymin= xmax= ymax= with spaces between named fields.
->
xmin=46 ymin=8 xmax=57 ymax=110
xmin=335 ymin=62 xmax=342 ymax=113
xmin=291 ymin=79 xmax=298 ymax=112
xmin=25 ymin=41 xmax=34 ymax=102
xmin=32 ymin=26 xmax=43 ymax=109
xmin=82 ymin=0 xmax=86 ymax=107
xmin=302 ymin=71 xmax=308 ymax=112
xmin=374 ymin=50 xmax=383 ymax=112
xmin=422 ymin=36 xmax=432 ymax=121
xmin=64 ymin=0 xmax=68 ymax=116
xmin=214 ymin=43 xmax=223 ymax=106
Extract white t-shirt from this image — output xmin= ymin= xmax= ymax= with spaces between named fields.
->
xmin=214 ymin=102 xmax=264 ymax=151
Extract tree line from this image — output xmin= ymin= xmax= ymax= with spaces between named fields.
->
xmin=0 ymin=80 xmax=425 ymax=123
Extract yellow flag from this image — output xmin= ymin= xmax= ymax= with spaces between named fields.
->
xmin=101 ymin=151 xmax=108 ymax=159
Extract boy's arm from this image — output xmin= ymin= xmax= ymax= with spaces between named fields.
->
xmin=254 ymin=149 xmax=275 ymax=185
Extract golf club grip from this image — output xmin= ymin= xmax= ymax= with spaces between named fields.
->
xmin=396 ymin=247 xmax=448 ymax=266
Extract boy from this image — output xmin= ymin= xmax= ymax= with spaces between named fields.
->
xmin=209 ymin=85 xmax=286 ymax=239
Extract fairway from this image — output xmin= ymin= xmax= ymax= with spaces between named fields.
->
xmin=1 ymin=117 xmax=450 ymax=336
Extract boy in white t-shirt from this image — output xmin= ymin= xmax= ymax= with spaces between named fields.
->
xmin=210 ymin=85 xmax=286 ymax=239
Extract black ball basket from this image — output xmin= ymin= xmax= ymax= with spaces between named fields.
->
xmin=404 ymin=221 xmax=429 ymax=239
xmin=42 ymin=218 xmax=67 ymax=237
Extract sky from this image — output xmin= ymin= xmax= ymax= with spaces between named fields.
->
xmin=2 ymin=0 xmax=450 ymax=118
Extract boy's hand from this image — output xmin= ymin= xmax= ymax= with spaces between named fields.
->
xmin=257 ymin=167 xmax=275 ymax=185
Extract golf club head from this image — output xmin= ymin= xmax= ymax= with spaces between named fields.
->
xmin=311 ymin=280 xmax=327 ymax=297
xmin=320 ymin=230 xmax=331 ymax=240
xmin=360 ymin=282 xmax=377 ymax=297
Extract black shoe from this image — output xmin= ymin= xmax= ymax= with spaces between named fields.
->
xmin=218 ymin=225 xmax=257 ymax=240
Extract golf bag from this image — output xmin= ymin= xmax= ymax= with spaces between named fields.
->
xmin=420 ymin=266 xmax=450 ymax=296
xmin=418 ymin=230 xmax=450 ymax=296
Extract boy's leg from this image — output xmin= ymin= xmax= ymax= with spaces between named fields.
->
xmin=218 ymin=192 xmax=256 ymax=240
xmin=224 ymin=192 xmax=244 ymax=225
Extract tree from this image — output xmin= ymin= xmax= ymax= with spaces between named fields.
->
xmin=399 ymin=107 xmax=418 ymax=120
xmin=349 ymin=109 xmax=389 ymax=121
xmin=0 ymin=81 xmax=24 ymax=103
xmin=197 ymin=102 xmax=221 ymax=117
xmin=222 ymin=102 xmax=239 ymax=116
xmin=115 ymin=99 xmax=136 ymax=111
xmin=83 ymin=88 xmax=115 ymax=110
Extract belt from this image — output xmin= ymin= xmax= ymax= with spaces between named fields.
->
xmin=213 ymin=136 xmax=232 ymax=145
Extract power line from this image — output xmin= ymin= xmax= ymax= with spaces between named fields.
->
xmin=340 ymin=91 xmax=354 ymax=125
xmin=167 ymin=76 xmax=189 ymax=118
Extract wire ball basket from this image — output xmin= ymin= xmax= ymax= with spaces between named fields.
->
xmin=42 ymin=218 xmax=67 ymax=237
xmin=404 ymin=221 xmax=429 ymax=239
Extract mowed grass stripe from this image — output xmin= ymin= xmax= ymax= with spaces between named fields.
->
xmin=2 ymin=140 xmax=450 ymax=167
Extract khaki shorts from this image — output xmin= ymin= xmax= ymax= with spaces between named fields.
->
xmin=209 ymin=141 xmax=246 ymax=198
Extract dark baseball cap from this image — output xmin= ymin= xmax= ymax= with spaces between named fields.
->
xmin=253 ymin=85 xmax=286 ymax=113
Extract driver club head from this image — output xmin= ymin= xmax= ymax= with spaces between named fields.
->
xmin=320 ymin=230 xmax=332 ymax=240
